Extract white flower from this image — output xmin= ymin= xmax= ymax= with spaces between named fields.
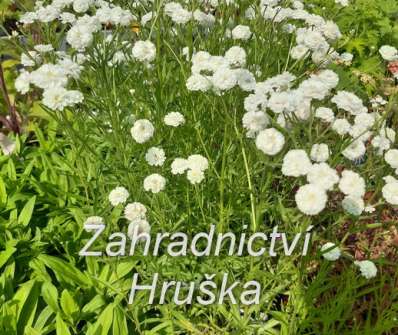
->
xmin=354 ymin=113 xmax=376 ymax=129
xmin=144 ymin=174 xmax=166 ymax=193
xmin=236 ymin=69 xmax=256 ymax=92
xmin=371 ymin=135 xmax=391 ymax=154
xmin=30 ymin=64 xmax=68 ymax=90
xmin=331 ymin=91 xmax=367 ymax=115
xmin=354 ymin=260 xmax=377 ymax=279
xmin=268 ymin=92 xmax=295 ymax=114
xmin=332 ymin=118 xmax=351 ymax=136
xmin=34 ymin=44 xmax=53 ymax=53
xmin=131 ymin=119 xmax=154 ymax=143
xmin=282 ymin=150 xmax=312 ymax=177
xmin=342 ymin=196 xmax=364 ymax=216
xmin=141 ymin=12 xmax=153 ymax=26
xmin=342 ymin=140 xmax=366 ymax=161
xmin=255 ymin=128 xmax=285 ymax=156
xmin=338 ymin=170 xmax=365 ymax=197
xmin=145 ymin=147 xmax=166 ymax=166
xmin=224 ymin=46 xmax=246 ymax=67
xmin=243 ymin=111 xmax=269 ymax=138
xmin=83 ymin=216 xmax=104 ymax=229
xmin=0 ymin=134 xmax=16 ymax=156
xmin=310 ymin=143 xmax=330 ymax=162
xmin=109 ymin=186 xmax=129 ymax=206
xmin=382 ymin=181 xmax=398 ymax=205
xmin=187 ymin=154 xmax=208 ymax=171
xmin=15 ymin=71 xmax=31 ymax=94
xmin=124 ymin=202 xmax=147 ymax=221
xmin=307 ymin=163 xmax=339 ymax=191
xmin=73 ymin=0 xmax=93 ymax=13
xmin=21 ymin=51 xmax=40 ymax=67
xmin=335 ymin=0 xmax=349 ymax=6
xmin=385 ymin=149 xmax=398 ymax=169
xmin=231 ymin=25 xmax=252 ymax=40
xmin=132 ymin=40 xmax=156 ymax=63
xmin=186 ymin=74 xmax=212 ymax=92
xmin=211 ymin=68 xmax=237 ymax=91
xmin=379 ymin=45 xmax=398 ymax=61
xmin=171 ymin=158 xmax=189 ymax=175
xmin=42 ymin=87 xmax=83 ymax=111
xmin=290 ymin=44 xmax=309 ymax=60
xmin=383 ymin=175 xmax=398 ymax=184
xmin=315 ymin=107 xmax=335 ymax=123
xmin=164 ymin=112 xmax=185 ymax=127
xmin=321 ymin=242 xmax=341 ymax=261
xmin=128 ymin=219 xmax=150 ymax=239
xmin=60 ymin=12 xmax=76 ymax=24
xmin=338 ymin=52 xmax=353 ymax=65
xmin=187 ymin=169 xmax=205 ymax=184
xmin=66 ymin=24 xmax=93 ymax=50
xmin=295 ymin=184 xmax=327 ymax=215
xmin=193 ymin=10 xmax=215 ymax=27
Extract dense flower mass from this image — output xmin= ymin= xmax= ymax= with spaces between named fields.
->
xmin=13 ymin=4 xmax=398 ymax=320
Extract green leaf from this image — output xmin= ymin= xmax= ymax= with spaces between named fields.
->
xmin=56 ymin=313 xmax=71 ymax=335
xmin=34 ymin=306 xmax=54 ymax=332
xmin=14 ymin=280 xmax=40 ymax=335
xmin=41 ymin=281 xmax=59 ymax=313
xmin=7 ymin=159 xmax=16 ymax=181
xmin=0 ymin=175 xmax=7 ymax=204
xmin=82 ymin=295 xmax=106 ymax=315
xmin=60 ymin=290 xmax=79 ymax=320
xmin=24 ymin=326 xmax=42 ymax=335
xmin=86 ymin=304 xmax=114 ymax=335
xmin=18 ymin=196 xmax=37 ymax=226
xmin=0 ymin=242 xmax=16 ymax=269
xmin=112 ymin=306 xmax=128 ymax=335
xmin=38 ymin=255 xmax=91 ymax=288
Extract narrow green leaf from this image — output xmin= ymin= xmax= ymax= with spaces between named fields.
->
xmin=60 ymin=290 xmax=79 ymax=319
xmin=0 ymin=243 xmax=16 ymax=269
xmin=18 ymin=196 xmax=37 ymax=226
xmin=14 ymin=280 xmax=40 ymax=335
xmin=38 ymin=255 xmax=90 ymax=287
xmin=56 ymin=313 xmax=71 ymax=335
xmin=41 ymin=281 xmax=59 ymax=313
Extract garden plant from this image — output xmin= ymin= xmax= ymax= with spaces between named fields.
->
xmin=0 ymin=0 xmax=397 ymax=334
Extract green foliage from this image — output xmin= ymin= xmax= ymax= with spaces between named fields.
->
xmin=0 ymin=0 xmax=397 ymax=334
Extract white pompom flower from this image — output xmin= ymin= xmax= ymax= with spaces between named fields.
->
xmin=321 ymin=242 xmax=341 ymax=261
xmin=282 ymin=150 xmax=312 ymax=177
xmin=342 ymin=196 xmax=365 ymax=216
xmin=132 ymin=40 xmax=156 ymax=63
xmin=255 ymin=128 xmax=285 ymax=156
xmin=187 ymin=169 xmax=205 ymax=185
xmin=109 ymin=186 xmax=129 ymax=206
xmin=145 ymin=147 xmax=166 ymax=166
xmin=295 ymin=184 xmax=328 ymax=215
xmin=131 ymin=119 xmax=155 ymax=144
xmin=128 ymin=219 xmax=150 ymax=240
xmin=143 ymin=174 xmax=166 ymax=193
xmin=124 ymin=202 xmax=147 ymax=221
xmin=354 ymin=260 xmax=377 ymax=279
xmin=171 ymin=158 xmax=189 ymax=175
xmin=164 ymin=112 xmax=185 ymax=127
